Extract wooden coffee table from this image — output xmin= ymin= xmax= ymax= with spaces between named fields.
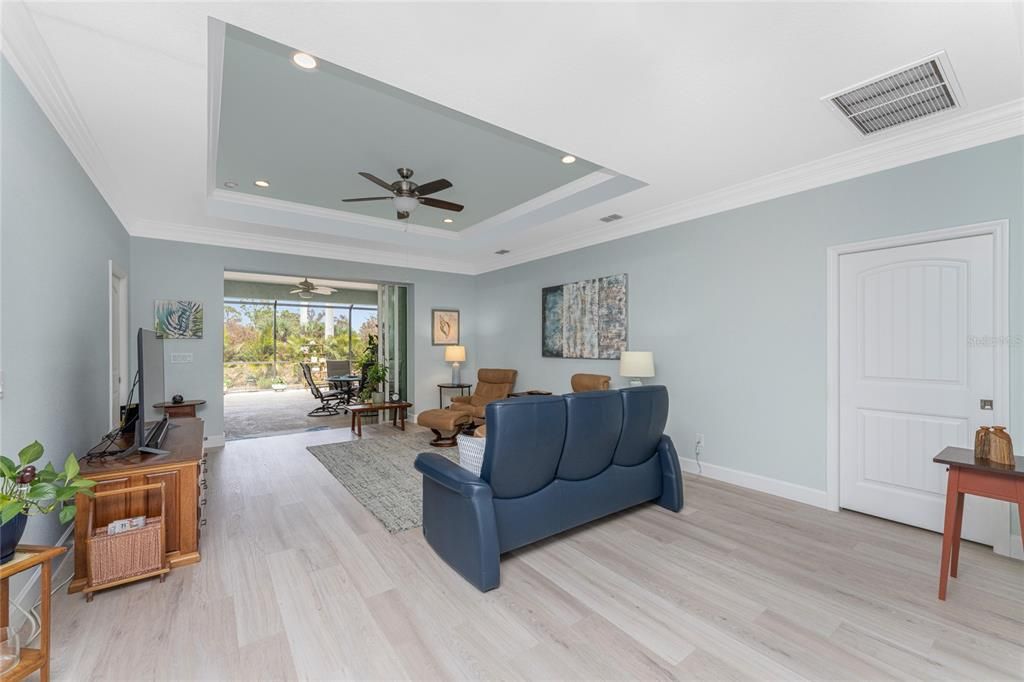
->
xmin=349 ymin=401 xmax=412 ymax=437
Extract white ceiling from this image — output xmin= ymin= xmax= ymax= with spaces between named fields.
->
xmin=216 ymin=23 xmax=606 ymax=230
xmin=223 ymin=272 xmax=378 ymax=290
xmin=5 ymin=2 xmax=1023 ymax=275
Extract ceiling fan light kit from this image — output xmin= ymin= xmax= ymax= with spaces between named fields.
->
xmin=343 ymin=167 xmax=465 ymax=220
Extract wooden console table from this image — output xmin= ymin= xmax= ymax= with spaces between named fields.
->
xmin=933 ymin=446 xmax=1024 ymax=600
xmin=349 ymin=401 xmax=412 ymax=437
xmin=1 ymin=545 xmax=66 ymax=681
xmin=70 ymin=418 xmax=204 ymax=593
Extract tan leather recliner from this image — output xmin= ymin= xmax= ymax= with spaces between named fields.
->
xmin=450 ymin=368 xmax=518 ymax=421
xmin=571 ymin=373 xmax=611 ymax=392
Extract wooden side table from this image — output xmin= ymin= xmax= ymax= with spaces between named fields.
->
xmin=1 ymin=544 xmax=66 ymax=681
xmin=153 ymin=399 xmax=205 ymax=419
xmin=933 ymin=446 xmax=1024 ymax=600
xmin=437 ymin=383 xmax=471 ymax=408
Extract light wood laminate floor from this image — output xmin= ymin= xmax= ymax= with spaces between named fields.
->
xmin=50 ymin=425 xmax=1023 ymax=680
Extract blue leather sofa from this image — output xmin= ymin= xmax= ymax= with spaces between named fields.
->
xmin=414 ymin=385 xmax=683 ymax=591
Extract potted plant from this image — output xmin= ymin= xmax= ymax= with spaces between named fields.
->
xmin=0 ymin=442 xmax=97 ymax=564
xmin=271 ymin=376 xmax=287 ymax=392
xmin=364 ymin=363 xmax=390 ymax=404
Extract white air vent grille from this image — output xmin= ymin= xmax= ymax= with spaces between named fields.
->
xmin=599 ymin=213 xmax=623 ymax=223
xmin=827 ymin=55 xmax=960 ymax=135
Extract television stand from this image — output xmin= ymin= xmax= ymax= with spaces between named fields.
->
xmin=70 ymin=417 xmax=205 ymax=593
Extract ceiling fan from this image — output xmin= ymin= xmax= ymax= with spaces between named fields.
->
xmin=343 ymin=168 xmax=464 ymax=220
xmin=290 ymin=278 xmax=336 ymax=299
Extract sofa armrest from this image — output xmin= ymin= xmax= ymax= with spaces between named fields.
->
xmin=415 ymin=452 xmax=501 ymax=591
xmin=450 ymin=395 xmax=472 ymax=404
xmin=414 ymin=453 xmax=492 ymax=499
xmin=656 ymin=435 xmax=684 ymax=512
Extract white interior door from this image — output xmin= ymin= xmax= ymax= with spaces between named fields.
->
xmin=838 ymin=234 xmax=1002 ymax=544
xmin=110 ymin=268 xmax=127 ymax=429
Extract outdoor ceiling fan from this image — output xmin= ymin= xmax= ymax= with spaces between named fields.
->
xmin=342 ymin=168 xmax=464 ymax=220
xmin=290 ymin=278 xmax=336 ymax=299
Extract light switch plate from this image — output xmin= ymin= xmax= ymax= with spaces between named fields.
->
xmin=170 ymin=352 xmax=193 ymax=364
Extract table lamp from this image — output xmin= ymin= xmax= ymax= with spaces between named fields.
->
xmin=445 ymin=345 xmax=466 ymax=384
xmin=619 ymin=351 xmax=654 ymax=386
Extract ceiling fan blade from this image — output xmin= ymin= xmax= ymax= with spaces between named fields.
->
xmin=414 ymin=179 xmax=452 ymax=196
xmin=313 ymin=288 xmax=336 ymax=295
xmin=358 ymin=172 xmax=396 ymax=191
xmin=396 ymin=210 xmax=410 ymax=220
xmin=289 ymin=289 xmax=303 ymax=294
xmin=342 ymin=196 xmax=392 ymax=202
xmin=418 ymin=197 xmax=464 ymax=212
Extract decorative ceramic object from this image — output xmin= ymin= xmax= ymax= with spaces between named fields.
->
xmin=171 ymin=394 xmax=184 ymax=404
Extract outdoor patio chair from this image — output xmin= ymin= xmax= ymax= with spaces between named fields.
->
xmin=300 ymin=362 xmax=347 ymax=417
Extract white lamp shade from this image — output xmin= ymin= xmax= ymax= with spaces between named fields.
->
xmin=619 ymin=351 xmax=654 ymax=377
xmin=444 ymin=345 xmax=466 ymax=362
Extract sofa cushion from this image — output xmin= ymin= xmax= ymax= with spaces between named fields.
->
xmin=556 ymin=390 xmax=622 ymax=480
xmin=481 ymin=395 xmax=566 ymax=498
xmin=613 ymin=386 xmax=669 ymax=466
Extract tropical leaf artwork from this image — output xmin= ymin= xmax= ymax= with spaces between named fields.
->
xmin=155 ymin=299 xmax=204 ymax=339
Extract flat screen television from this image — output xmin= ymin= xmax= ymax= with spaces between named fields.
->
xmin=134 ymin=328 xmax=170 ymax=454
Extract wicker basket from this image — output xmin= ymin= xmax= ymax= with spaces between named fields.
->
xmin=87 ymin=518 xmax=164 ymax=586
xmin=84 ymin=482 xmax=169 ymax=601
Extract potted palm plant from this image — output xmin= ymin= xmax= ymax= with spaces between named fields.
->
xmin=0 ymin=442 xmax=97 ymax=563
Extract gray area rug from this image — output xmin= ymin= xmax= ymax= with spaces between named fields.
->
xmin=307 ymin=430 xmax=458 ymax=533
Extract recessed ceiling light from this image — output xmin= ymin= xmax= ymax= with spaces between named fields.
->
xmin=223 ymin=180 xmax=238 ymax=189
xmin=292 ymin=52 xmax=317 ymax=69
xmin=443 ymin=218 xmax=454 ymax=224
xmin=561 ymin=154 xmax=576 ymax=164
xmin=254 ymin=179 xmax=270 ymax=188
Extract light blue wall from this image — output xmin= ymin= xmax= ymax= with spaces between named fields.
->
xmin=477 ymin=137 xmax=1024 ymax=492
xmin=1 ymin=60 xmax=130 ymax=548
xmin=129 ymin=238 xmax=477 ymax=439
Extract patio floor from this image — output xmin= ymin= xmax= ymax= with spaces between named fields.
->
xmin=223 ymin=388 xmax=353 ymax=440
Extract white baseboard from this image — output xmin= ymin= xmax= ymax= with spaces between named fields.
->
xmin=679 ymin=456 xmax=831 ymax=510
xmin=9 ymin=523 xmax=76 ymax=631
xmin=993 ymin=532 xmax=1024 ymax=560
xmin=204 ymin=433 xmax=226 ymax=449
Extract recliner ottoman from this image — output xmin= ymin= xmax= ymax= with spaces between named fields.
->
xmin=417 ymin=409 xmax=472 ymax=447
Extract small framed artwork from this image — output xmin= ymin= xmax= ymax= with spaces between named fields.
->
xmin=431 ymin=308 xmax=460 ymax=345
xmin=155 ymin=299 xmax=204 ymax=339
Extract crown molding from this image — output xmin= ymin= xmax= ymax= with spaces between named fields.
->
xmin=130 ymin=219 xmax=477 ymax=275
xmin=1 ymin=1 xmax=133 ymax=231
xmin=477 ymin=98 xmax=1024 ymax=273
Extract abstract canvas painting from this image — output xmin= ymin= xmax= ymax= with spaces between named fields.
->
xmin=155 ymin=300 xmax=204 ymax=339
xmin=542 ymin=274 xmax=627 ymax=359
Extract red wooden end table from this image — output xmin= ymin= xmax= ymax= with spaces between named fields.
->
xmin=933 ymin=446 xmax=1024 ymax=600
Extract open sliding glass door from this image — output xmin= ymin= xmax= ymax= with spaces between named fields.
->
xmin=377 ymin=284 xmax=409 ymax=401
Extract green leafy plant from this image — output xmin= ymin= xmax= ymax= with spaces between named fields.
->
xmin=0 ymin=442 xmax=97 ymax=525
xmin=365 ymin=364 xmax=389 ymax=393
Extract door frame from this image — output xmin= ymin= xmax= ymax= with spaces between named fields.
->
xmin=826 ymin=220 xmax=1011 ymax=547
xmin=108 ymin=260 xmax=129 ymax=431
